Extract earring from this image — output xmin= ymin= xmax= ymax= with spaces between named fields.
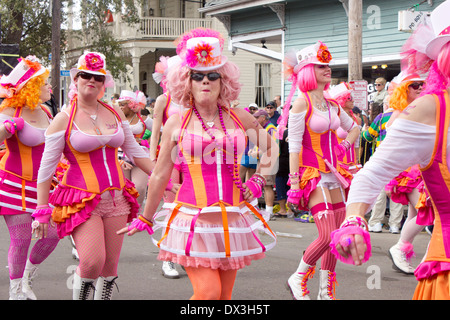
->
xmin=189 ymin=92 xmax=194 ymax=107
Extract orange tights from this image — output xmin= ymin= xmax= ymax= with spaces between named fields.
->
xmin=185 ymin=266 xmax=237 ymax=300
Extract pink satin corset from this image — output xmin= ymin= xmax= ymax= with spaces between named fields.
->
xmin=175 ymin=128 xmax=247 ymax=208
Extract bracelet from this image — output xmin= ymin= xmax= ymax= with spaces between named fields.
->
xmin=138 ymin=215 xmax=153 ymax=227
xmin=340 ymin=140 xmax=352 ymax=150
xmin=3 ymin=119 xmax=18 ymax=134
xmin=340 ymin=215 xmax=368 ymax=231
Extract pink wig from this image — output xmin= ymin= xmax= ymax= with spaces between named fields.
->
xmin=165 ymin=62 xmax=241 ymax=108
xmin=421 ymin=42 xmax=450 ymax=96
xmin=278 ymin=59 xmax=331 ymax=139
xmin=334 ymin=91 xmax=352 ymax=107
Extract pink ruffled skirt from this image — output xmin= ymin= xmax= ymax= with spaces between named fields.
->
xmin=152 ymin=201 xmax=276 ymax=270
xmin=385 ymin=165 xmax=422 ymax=205
xmin=50 ymin=179 xmax=140 ymax=239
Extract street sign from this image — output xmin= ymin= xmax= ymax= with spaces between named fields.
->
xmin=349 ymin=80 xmax=368 ymax=110
xmin=60 ymin=70 xmax=70 ymax=77
xmin=398 ymin=10 xmax=431 ymax=32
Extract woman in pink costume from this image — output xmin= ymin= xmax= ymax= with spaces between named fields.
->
xmin=382 ymin=72 xmax=429 ymax=275
xmin=278 ymin=42 xmax=359 ymax=300
xmin=119 ymin=28 xmax=278 ymax=300
xmin=151 ymin=55 xmax=185 ymax=278
xmin=0 ymin=56 xmax=59 ymax=300
xmin=117 ymin=89 xmax=153 ymax=208
xmin=331 ymin=0 xmax=450 ymax=300
xmin=35 ymin=52 xmax=154 ymax=300
xmin=329 ymin=82 xmax=362 ymax=175
xmin=150 ymin=55 xmax=183 ymax=204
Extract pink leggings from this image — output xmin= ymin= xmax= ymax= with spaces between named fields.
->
xmin=71 ymin=194 xmax=131 ymax=279
xmin=4 ymin=214 xmax=59 ymax=280
xmin=303 ymin=202 xmax=346 ymax=271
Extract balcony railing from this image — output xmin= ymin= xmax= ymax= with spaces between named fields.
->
xmin=139 ymin=17 xmax=213 ymax=38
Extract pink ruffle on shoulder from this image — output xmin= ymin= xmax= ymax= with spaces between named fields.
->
xmin=50 ymin=179 xmax=139 ymax=238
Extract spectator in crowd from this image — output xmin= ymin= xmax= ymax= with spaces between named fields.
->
xmin=252 ymin=109 xmax=278 ymax=218
xmin=265 ymin=101 xmax=280 ymax=126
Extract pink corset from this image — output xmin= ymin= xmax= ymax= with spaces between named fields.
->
xmin=69 ymin=121 xmax=124 ymax=153
xmin=309 ymin=107 xmax=341 ymax=133
xmin=175 ymin=128 xmax=247 ymax=208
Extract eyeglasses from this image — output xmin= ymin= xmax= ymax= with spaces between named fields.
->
xmin=409 ymin=82 xmax=424 ymax=90
xmin=190 ymin=72 xmax=221 ymax=82
xmin=77 ymin=72 xmax=106 ymax=83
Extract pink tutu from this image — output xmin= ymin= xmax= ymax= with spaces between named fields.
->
xmin=385 ymin=166 xmax=422 ymax=205
xmin=50 ymin=179 xmax=140 ymax=238
xmin=152 ymin=202 xmax=276 ymax=270
xmin=0 ymin=169 xmax=38 ymax=215
xmin=415 ymin=181 xmax=435 ymax=226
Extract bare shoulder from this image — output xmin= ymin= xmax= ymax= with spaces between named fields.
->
xmin=397 ymin=94 xmax=436 ymax=126
xmin=291 ymin=96 xmax=307 ymax=114
xmin=46 ymin=110 xmax=70 ymax=134
xmin=232 ymin=107 xmax=259 ymax=129
xmin=0 ymin=107 xmax=16 ymax=117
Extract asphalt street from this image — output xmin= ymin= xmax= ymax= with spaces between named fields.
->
xmin=0 ymin=214 xmax=430 ymax=302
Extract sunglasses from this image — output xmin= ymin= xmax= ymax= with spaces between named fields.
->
xmin=190 ymin=72 xmax=221 ymax=82
xmin=265 ymin=106 xmax=275 ymax=109
xmin=375 ymin=83 xmax=384 ymax=87
xmin=409 ymin=82 xmax=424 ymax=90
xmin=78 ymin=72 xmax=106 ymax=83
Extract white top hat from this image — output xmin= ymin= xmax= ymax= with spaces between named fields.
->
xmin=184 ymin=36 xmax=228 ymax=71
xmin=294 ymin=41 xmax=333 ymax=72
xmin=329 ymin=82 xmax=351 ymax=100
xmin=152 ymin=55 xmax=182 ymax=84
xmin=425 ymin=0 xmax=450 ymax=60
xmin=117 ymin=90 xmax=146 ymax=106
xmin=70 ymin=51 xmax=113 ymax=85
xmin=0 ymin=55 xmax=47 ymax=97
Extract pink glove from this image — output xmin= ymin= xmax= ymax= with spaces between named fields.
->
xmin=128 ymin=216 xmax=154 ymax=235
xmin=3 ymin=117 xmax=25 ymax=135
xmin=334 ymin=140 xmax=351 ymax=158
xmin=287 ymin=188 xmax=301 ymax=206
xmin=329 ymin=215 xmax=372 ymax=265
xmin=31 ymin=206 xmax=53 ymax=224
xmin=245 ymin=179 xmax=263 ymax=198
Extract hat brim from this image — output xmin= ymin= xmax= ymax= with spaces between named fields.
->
xmin=16 ymin=67 xmax=48 ymax=92
xmin=425 ymin=35 xmax=450 ymax=60
xmin=189 ymin=56 xmax=228 ymax=71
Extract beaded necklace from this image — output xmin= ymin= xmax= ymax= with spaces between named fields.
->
xmin=192 ymin=105 xmax=246 ymax=194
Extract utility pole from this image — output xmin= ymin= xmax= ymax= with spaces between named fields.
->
xmin=348 ymin=0 xmax=362 ymax=81
xmin=51 ymin=0 xmax=61 ymax=107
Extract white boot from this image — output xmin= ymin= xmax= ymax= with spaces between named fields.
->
xmin=9 ymin=278 xmax=27 ymax=300
xmin=162 ymin=261 xmax=180 ymax=279
xmin=389 ymin=243 xmax=415 ymax=274
xmin=94 ymin=276 xmax=118 ymax=300
xmin=22 ymin=260 xmax=38 ymax=300
xmin=72 ymin=273 xmax=96 ymax=300
xmin=317 ymin=270 xmax=338 ymax=300
xmin=286 ymin=258 xmax=315 ymax=300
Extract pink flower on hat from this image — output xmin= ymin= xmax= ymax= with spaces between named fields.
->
xmin=85 ymin=53 xmax=104 ymax=72
xmin=186 ymin=42 xmax=214 ymax=68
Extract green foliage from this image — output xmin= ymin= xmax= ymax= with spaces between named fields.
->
xmin=0 ymin=0 xmax=142 ymax=75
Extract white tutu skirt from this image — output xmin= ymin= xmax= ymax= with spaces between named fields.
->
xmin=152 ymin=200 xmax=277 ymax=270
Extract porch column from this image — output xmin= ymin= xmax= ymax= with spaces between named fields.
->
xmin=132 ymin=56 xmax=140 ymax=91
